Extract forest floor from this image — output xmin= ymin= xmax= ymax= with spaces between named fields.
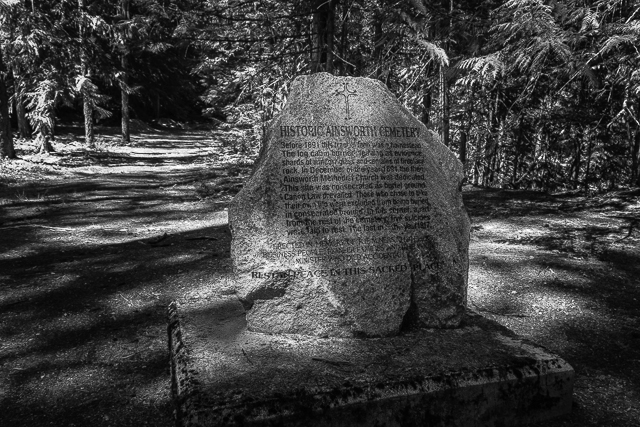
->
xmin=1 ymin=127 xmax=639 ymax=427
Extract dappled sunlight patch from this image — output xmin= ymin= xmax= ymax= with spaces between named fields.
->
xmin=0 ymin=317 xmax=41 ymax=358
xmin=472 ymin=220 xmax=552 ymax=244
xmin=0 ymin=311 xmax=99 ymax=362
xmin=19 ymin=364 xmax=113 ymax=406
xmin=100 ymin=293 xmax=160 ymax=316
xmin=526 ymin=292 xmax=589 ymax=317
xmin=99 ymin=261 xmax=144 ymax=274
xmin=573 ymin=374 xmax=640 ymax=425
xmin=0 ymin=242 xmax=86 ymax=262
xmin=94 ymin=332 xmax=160 ymax=363
xmin=157 ymin=253 xmax=200 ymax=265
xmin=36 ymin=312 xmax=100 ymax=336
xmin=0 ymin=273 xmax=81 ymax=307
xmin=0 ymin=245 xmax=41 ymax=261
xmin=183 ymin=274 xmax=235 ymax=300
xmin=3 ymin=136 xmax=638 ymax=427
xmin=130 ymin=375 xmax=172 ymax=407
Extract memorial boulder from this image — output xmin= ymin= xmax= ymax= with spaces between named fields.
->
xmin=229 ymin=73 xmax=470 ymax=338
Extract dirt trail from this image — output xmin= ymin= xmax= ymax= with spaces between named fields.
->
xmin=0 ymin=130 xmax=251 ymax=426
xmin=465 ymin=187 xmax=640 ymax=426
xmin=1 ymin=130 xmax=639 ymax=426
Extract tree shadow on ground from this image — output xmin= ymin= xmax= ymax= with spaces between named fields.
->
xmin=0 ymin=127 xmax=258 ymax=426
xmin=466 ymin=186 xmax=640 ymax=427
xmin=0 ymin=220 xmax=233 ymax=427
xmin=463 ymin=185 xmax=640 ymax=217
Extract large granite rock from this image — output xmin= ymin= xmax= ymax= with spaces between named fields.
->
xmin=229 ymin=73 xmax=470 ymax=338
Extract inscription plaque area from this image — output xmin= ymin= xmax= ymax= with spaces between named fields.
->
xmin=229 ymin=73 xmax=470 ymax=338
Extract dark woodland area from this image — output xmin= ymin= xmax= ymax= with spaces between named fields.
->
xmin=0 ymin=0 xmax=639 ymax=191
xmin=1 ymin=0 xmax=639 ymax=426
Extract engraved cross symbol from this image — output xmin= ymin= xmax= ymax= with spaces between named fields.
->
xmin=334 ymin=82 xmax=357 ymax=120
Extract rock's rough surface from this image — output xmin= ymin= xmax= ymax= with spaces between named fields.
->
xmin=229 ymin=73 xmax=470 ymax=337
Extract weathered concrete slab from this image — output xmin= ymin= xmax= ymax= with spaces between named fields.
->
xmin=169 ymin=298 xmax=574 ymax=427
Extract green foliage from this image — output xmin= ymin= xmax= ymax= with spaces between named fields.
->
xmin=74 ymin=76 xmax=112 ymax=120
xmin=25 ymin=79 xmax=59 ymax=137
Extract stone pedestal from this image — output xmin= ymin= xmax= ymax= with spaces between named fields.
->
xmin=169 ymin=297 xmax=574 ymax=427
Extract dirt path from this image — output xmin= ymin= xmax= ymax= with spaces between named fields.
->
xmin=1 ymin=130 xmax=639 ymax=426
xmin=464 ymin=188 xmax=640 ymax=426
xmin=0 ymin=130 xmax=253 ymax=426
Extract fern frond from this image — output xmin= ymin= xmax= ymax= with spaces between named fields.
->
xmin=74 ymin=76 xmax=112 ymax=117
xmin=580 ymin=10 xmax=601 ymax=32
xmin=0 ymin=0 xmax=20 ymax=8
xmin=630 ymin=69 xmax=640 ymax=95
xmin=25 ymin=79 xmax=58 ymax=135
xmin=456 ymin=54 xmax=504 ymax=80
xmin=146 ymin=42 xmax=173 ymax=53
xmin=548 ymin=38 xmax=572 ymax=62
xmin=408 ymin=0 xmax=427 ymax=15
xmin=113 ymin=72 xmax=142 ymax=95
xmin=93 ymin=105 xmax=113 ymax=120
xmin=572 ymin=62 xmax=600 ymax=89
xmin=529 ymin=41 xmax=549 ymax=72
xmin=75 ymin=76 xmax=97 ymax=95
xmin=416 ymin=39 xmax=449 ymax=67
xmin=597 ymin=34 xmax=636 ymax=57
xmin=607 ymin=21 xmax=640 ymax=35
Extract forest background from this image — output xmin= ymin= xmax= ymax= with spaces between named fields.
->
xmin=1 ymin=2 xmax=640 ymax=426
xmin=1 ymin=0 xmax=640 ymax=192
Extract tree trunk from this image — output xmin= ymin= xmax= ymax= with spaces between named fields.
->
xmin=310 ymin=0 xmax=336 ymax=74
xmin=79 ymin=0 xmax=94 ymax=146
xmin=36 ymin=134 xmax=54 ymax=154
xmin=83 ymin=99 xmax=94 ymax=145
xmin=373 ymin=9 xmax=384 ymax=79
xmin=421 ymin=83 xmax=431 ymax=127
xmin=483 ymin=88 xmax=501 ymax=186
xmin=459 ymin=131 xmax=467 ymax=165
xmin=631 ymin=99 xmax=640 ymax=187
xmin=571 ymin=133 xmax=582 ymax=189
xmin=570 ymin=84 xmax=586 ymax=189
xmin=473 ymin=153 xmax=480 ymax=186
xmin=120 ymin=0 xmax=131 ymax=144
xmin=0 ymin=68 xmax=15 ymax=158
xmin=121 ymin=61 xmax=130 ymax=143
xmin=155 ymin=93 xmax=160 ymax=120
xmin=543 ymin=131 xmax=551 ymax=192
xmin=12 ymin=66 xmax=30 ymax=139
xmin=632 ymin=128 xmax=640 ymax=187
xmin=511 ymin=122 xmax=522 ymax=188
xmin=482 ymin=133 xmax=492 ymax=186
xmin=338 ymin=3 xmax=348 ymax=75
xmin=325 ymin=1 xmax=334 ymax=73
xmin=583 ymin=133 xmax=593 ymax=192
xmin=489 ymin=141 xmax=499 ymax=184
xmin=439 ymin=65 xmax=450 ymax=147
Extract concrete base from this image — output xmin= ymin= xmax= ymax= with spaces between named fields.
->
xmin=168 ymin=297 xmax=574 ymax=427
